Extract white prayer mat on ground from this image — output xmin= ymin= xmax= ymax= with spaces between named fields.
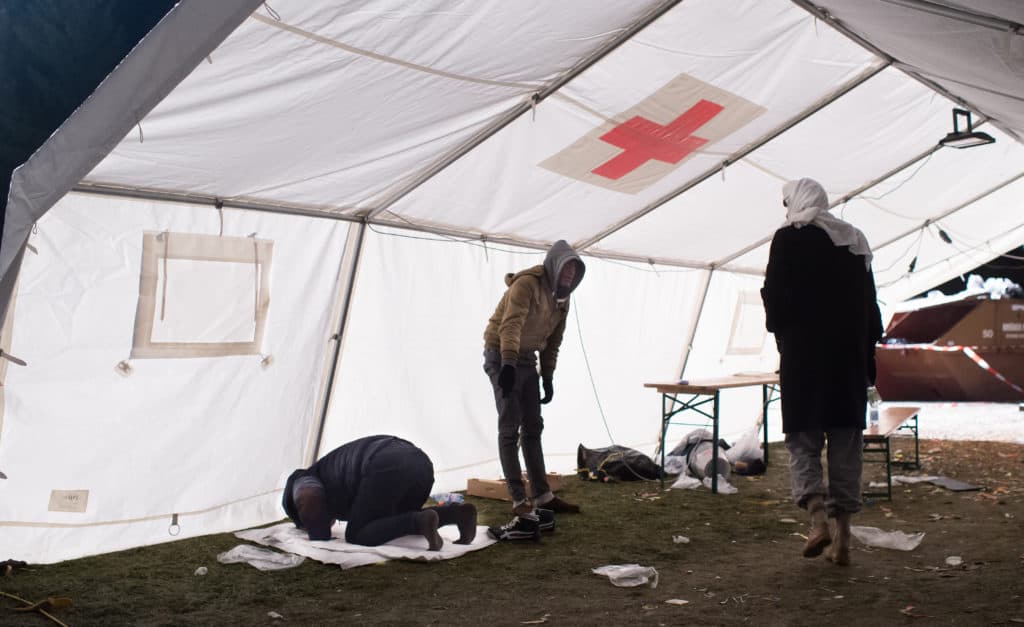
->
xmin=235 ymin=521 xmax=496 ymax=569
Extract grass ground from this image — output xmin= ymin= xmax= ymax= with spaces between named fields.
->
xmin=2 ymin=437 xmax=1023 ymax=626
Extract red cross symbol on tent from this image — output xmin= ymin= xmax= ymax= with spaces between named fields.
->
xmin=539 ymin=74 xmax=765 ymax=194
xmin=591 ymin=99 xmax=724 ymax=180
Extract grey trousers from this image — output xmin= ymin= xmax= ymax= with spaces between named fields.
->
xmin=785 ymin=428 xmax=863 ymax=517
xmin=483 ymin=349 xmax=551 ymax=504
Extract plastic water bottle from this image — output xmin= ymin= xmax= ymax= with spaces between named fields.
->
xmin=430 ymin=492 xmax=464 ymax=506
xmin=867 ymin=386 xmax=881 ymax=426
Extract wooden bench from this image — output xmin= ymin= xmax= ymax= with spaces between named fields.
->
xmin=863 ymin=406 xmax=921 ymax=500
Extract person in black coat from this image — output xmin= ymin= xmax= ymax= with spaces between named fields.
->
xmin=282 ymin=435 xmax=477 ymax=550
xmin=761 ymin=178 xmax=883 ymax=566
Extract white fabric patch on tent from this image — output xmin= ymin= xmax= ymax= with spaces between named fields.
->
xmin=235 ymin=521 xmax=496 ymax=569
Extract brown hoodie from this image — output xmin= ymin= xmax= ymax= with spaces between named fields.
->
xmin=483 ymin=240 xmax=585 ymax=377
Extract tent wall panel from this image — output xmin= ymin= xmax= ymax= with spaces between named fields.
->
xmin=0 ymin=193 xmax=349 ymax=563
xmin=320 ymin=228 xmax=704 ymax=491
xmin=680 ymin=270 xmax=780 ymax=442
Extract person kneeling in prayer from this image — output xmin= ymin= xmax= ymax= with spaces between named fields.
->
xmin=282 ymin=435 xmax=476 ymax=551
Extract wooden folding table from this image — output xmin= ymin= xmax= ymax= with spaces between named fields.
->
xmin=645 ymin=373 xmax=780 ymax=493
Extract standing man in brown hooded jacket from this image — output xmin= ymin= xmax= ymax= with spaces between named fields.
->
xmin=483 ymin=240 xmax=585 ymax=541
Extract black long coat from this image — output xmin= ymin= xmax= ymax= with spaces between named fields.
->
xmin=761 ymin=224 xmax=883 ymax=433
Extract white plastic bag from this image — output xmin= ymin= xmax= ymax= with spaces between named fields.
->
xmin=701 ymin=475 xmax=737 ymax=494
xmin=592 ymin=564 xmax=659 ymax=588
xmin=217 ymin=545 xmax=306 ymax=571
xmin=850 ymin=526 xmax=925 ymax=551
xmin=670 ymin=472 xmax=701 ymax=490
xmin=725 ymin=424 xmax=763 ymax=464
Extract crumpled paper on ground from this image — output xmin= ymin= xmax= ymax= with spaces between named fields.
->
xmin=592 ymin=564 xmax=659 ymax=588
xmin=851 ymin=526 xmax=925 ymax=551
xmin=217 ymin=545 xmax=306 ymax=571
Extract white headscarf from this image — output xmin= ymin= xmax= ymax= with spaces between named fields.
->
xmin=783 ymin=178 xmax=873 ymax=269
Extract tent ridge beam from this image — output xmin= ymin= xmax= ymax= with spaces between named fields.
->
xmin=249 ymin=13 xmax=538 ymax=91
xmin=910 ymin=221 xmax=1024 ymax=278
xmin=878 ymin=0 xmax=1023 ymax=35
xmin=573 ymin=60 xmax=890 ymax=252
xmin=72 ymin=182 xmax=365 ymax=224
xmin=874 ymin=170 xmax=1024 ymax=251
xmin=711 ymin=139 xmax=953 ymax=268
xmin=362 ymin=0 xmax=685 ymax=220
xmin=713 ymin=151 xmax=1022 ymax=270
xmin=72 ymin=181 xmax=761 ymax=271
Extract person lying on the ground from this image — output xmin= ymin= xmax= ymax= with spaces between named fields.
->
xmin=281 ymin=435 xmax=476 ymax=551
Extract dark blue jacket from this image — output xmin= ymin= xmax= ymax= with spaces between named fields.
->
xmin=282 ymin=435 xmax=408 ymax=524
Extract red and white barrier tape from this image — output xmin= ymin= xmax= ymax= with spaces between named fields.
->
xmin=882 ymin=343 xmax=1024 ymax=395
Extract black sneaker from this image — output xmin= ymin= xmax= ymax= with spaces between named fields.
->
xmin=536 ymin=508 xmax=555 ymax=533
xmin=487 ymin=514 xmax=540 ymax=542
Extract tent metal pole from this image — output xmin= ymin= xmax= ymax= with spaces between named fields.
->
xmin=574 ymin=62 xmax=890 ymax=252
xmin=712 ymin=143 xmax=947 ymax=267
xmin=308 ymin=221 xmax=367 ymax=463
xmin=791 ymin=0 xmax=1023 ymax=142
xmin=72 ymin=182 xmax=367 ymax=224
xmin=676 ymin=267 xmax=715 ymax=379
xmin=873 ymin=170 xmax=1024 ymax=251
xmin=712 ymin=123 xmax=994 ymax=268
xmin=879 ymin=0 xmax=1022 ymax=35
xmin=69 ymin=185 xmax=768 ymax=273
xmin=363 ymin=0 xmax=684 ymax=220
xmin=904 ymin=220 xmax=1024 ymax=278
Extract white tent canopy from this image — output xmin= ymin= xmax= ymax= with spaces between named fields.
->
xmin=2 ymin=0 xmax=1022 ymax=562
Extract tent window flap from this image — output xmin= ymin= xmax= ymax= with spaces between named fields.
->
xmin=130 ymin=231 xmax=273 ymax=359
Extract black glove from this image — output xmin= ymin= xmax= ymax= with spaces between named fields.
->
xmin=540 ymin=376 xmax=554 ymax=404
xmin=498 ymin=364 xmax=516 ymax=398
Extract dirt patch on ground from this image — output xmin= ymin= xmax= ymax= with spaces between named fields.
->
xmin=2 ymin=437 xmax=1022 ymax=626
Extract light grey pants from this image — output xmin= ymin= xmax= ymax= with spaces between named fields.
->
xmin=785 ymin=428 xmax=863 ymax=517
xmin=483 ymin=349 xmax=552 ymax=505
